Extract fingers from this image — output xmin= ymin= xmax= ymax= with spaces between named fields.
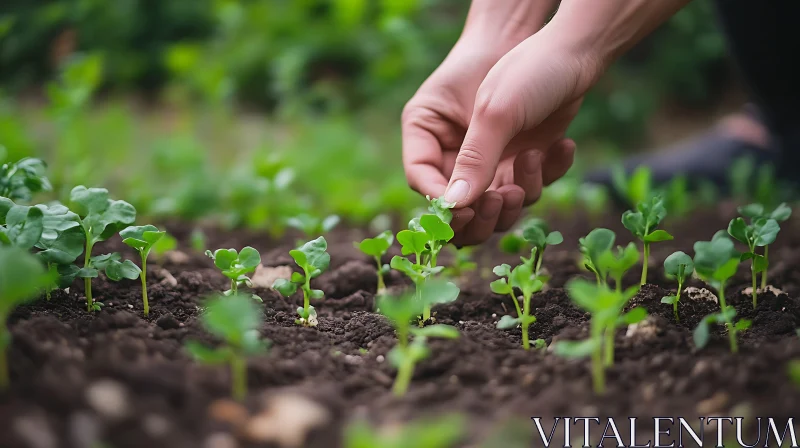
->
xmin=513 ymin=150 xmax=544 ymax=206
xmin=450 ymin=207 xmax=475 ymax=233
xmin=495 ymin=185 xmax=526 ymax=232
xmin=402 ymin=107 xmax=450 ymax=199
xmin=443 ymin=97 xmax=514 ymax=208
xmin=451 ymin=191 xmax=504 ymax=247
xmin=542 ymin=138 xmax=576 ymax=186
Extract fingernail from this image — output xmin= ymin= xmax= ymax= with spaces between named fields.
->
xmin=479 ymin=195 xmax=503 ymax=220
xmin=504 ymin=190 xmax=525 ymax=209
xmin=523 ymin=151 xmax=540 ymax=175
xmin=444 ymin=180 xmax=470 ymax=204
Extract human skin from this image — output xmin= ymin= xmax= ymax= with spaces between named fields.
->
xmin=403 ymin=0 xmax=691 ymax=245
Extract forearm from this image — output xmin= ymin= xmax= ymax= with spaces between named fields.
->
xmin=462 ymin=0 xmax=560 ymax=48
xmin=548 ymin=0 xmax=691 ymax=68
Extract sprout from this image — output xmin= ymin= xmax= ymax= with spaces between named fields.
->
xmin=736 ymin=202 xmax=792 ymax=291
xmin=442 ymin=246 xmax=477 ymax=282
xmin=273 ymin=237 xmax=330 ymax=326
xmin=0 ymin=246 xmax=53 ymax=389
xmin=578 ymin=228 xmax=616 ymax=285
xmin=598 ymin=242 xmax=640 ymax=292
xmin=377 ymin=282 xmax=459 ymax=396
xmin=390 ymin=196 xmax=459 ymax=324
xmin=120 ymin=225 xmax=167 ymax=316
xmin=554 ymin=279 xmax=646 ymax=394
xmin=727 ymin=215 xmax=778 ymax=309
xmin=356 ymin=230 xmax=394 ymax=294
xmin=287 ymin=213 xmax=340 ymax=243
xmin=611 ymin=165 xmax=652 ymax=207
xmin=206 ymin=247 xmax=262 ymax=302
xmin=490 ymin=262 xmax=543 ymax=350
xmin=498 ymin=218 xmax=562 ymax=279
xmin=185 ymin=294 xmax=270 ymax=401
xmin=661 ymin=251 xmax=694 ymax=321
xmin=693 ymin=231 xmax=749 ymax=353
xmin=622 ymin=195 xmax=674 ymax=285
xmin=0 ymin=157 xmax=51 ymax=202
xmin=69 ymin=186 xmax=138 ymax=312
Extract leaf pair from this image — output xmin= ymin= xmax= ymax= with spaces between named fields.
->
xmin=70 ymin=186 xmax=136 ymax=246
xmin=621 ymin=196 xmax=673 ymax=243
xmin=207 ymin=246 xmax=262 ymax=300
xmin=693 ymin=308 xmax=751 ymax=349
xmin=272 ymin=237 xmax=330 ymax=325
xmin=693 ymin=231 xmax=740 ymax=289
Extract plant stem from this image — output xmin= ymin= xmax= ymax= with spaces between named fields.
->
xmin=603 ymin=328 xmax=614 ymax=366
xmin=0 ymin=326 xmax=7 ymax=390
xmin=640 ymin=243 xmax=649 ymax=285
xmin=717 ymin=282 xmax=738 ymax=354
xmin=509 ymin=293 xmax=522 ymax=320
xmin=751 ymin=258 xmax=758 ymax=309
xmin=230 ymin=355 xmax=246 ymax=401
xmin=674 ymin=280 xmax=682 ymax=322
xmin=45 ymin=263 xmax=52 ymax=301
xmin=761 ymin=245 xmax=769 ymax=289
xmin=83 ymin=227 xmax=95 ymax=312
xmin=591 ymin=322 xmax=605 ymax=395
xmin=521 ymin=292 xmax=533 ymax=350
xmin=140 ymin=253 xmax=149 ymax=316
xmin=375 ymin=256 xmax=385 ymax=293
xmin=230 ymin=278 xmax=238 ymax=295
xmin=392 ymin=327 xmax=412 ymax=396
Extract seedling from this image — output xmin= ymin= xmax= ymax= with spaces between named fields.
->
xmin=391 ymin=196 xmax=459 ymax=323
xmin=356 ymin=230 xmax=394 ymax=294
xmin=0 ymin=198 xmax=44 ymax=249
xmin=273 ymin=236 xmax=330 ymax=326
xmin=578 ymin=228 xmax=616 ymax=285
xmin=611 ymin=164 xmax=652 ymax=207
xmin=442 ymin=246 xmax=477 ymax=281
xmin=661 ymin=251 xmax=694 ymax=321
xmin=33 ymin=203 xmax=85 ymax=299
xmin=598 ymin=242 xmax=640 ymax=292
xmin=555 ymin=279 xmax=645 ymax=394
xmin=693 ymin=231 xmax=748 ymax=353
xmin=622 ymin=195 xmax=674 ymax=285
xmin=190 ymin=228 xmax=207 ymax=252
xmin=69 ymin=186 xmax=137 ymax=311
xmin=151 ymin=231 xmax=178 ymax=262
xmin=377 ymin=282 xmax=459 ymax=396
xmin=0 ymin=157 xmax=51 ymax=202
xmin=345 ymin=414 xmax=465 ymax=448
xmin=205 ymin=247 xmax=262 ymax=302
xmin=0 ymin=246 xmax=53 ymax=389
xmin=490 ymin=263 xmax=543 ymax=350
xmin=121 ymin=225 xmax=167 ymax=316
xmin=185 ymin=294 xmax=270 ymax=401
xmin=727 ymin=214 xmax=779 ymax=308
xmin=499 ymin=218 xmax=563 ymax=278
xmin=287 ymin=213 xmax=340 ymax=242
xmin=737 ymin=202 xmax=792 ymax=289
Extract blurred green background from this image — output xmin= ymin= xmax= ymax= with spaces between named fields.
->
xmin=0 ymin=0 xmax=743 ymax=231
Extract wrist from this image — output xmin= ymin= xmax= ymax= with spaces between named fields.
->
xmin=461 ymin=0 xmax=557 ymax=52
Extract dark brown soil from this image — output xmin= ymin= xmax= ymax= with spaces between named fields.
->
xmin=3 ymin=203 xmax=800 ymax=448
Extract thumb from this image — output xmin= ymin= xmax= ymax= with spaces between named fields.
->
xmin=444 ymin=101 xmax=514 ymax=207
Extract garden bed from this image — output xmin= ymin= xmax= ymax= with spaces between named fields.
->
xmin=3 ymin=206 xmax=800 ymax=448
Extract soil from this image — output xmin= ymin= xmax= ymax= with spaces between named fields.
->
xmin=3 ymin=202 xmax=800 ymax=448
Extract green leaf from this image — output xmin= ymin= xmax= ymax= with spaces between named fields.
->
xmin=620 ymin=306 xmax=648 ymax=325
xmin=411 ymin=324 xmax=460 ymax=339
xmin=238 ymin=247 xmax=261 ymax=269
xmin=200 ymin=294 xmax=263 ymax=345
xmin=358 ymin=230 xmax=394 ymax=256
xmin=629 ymin=166 xmax=652 ymax=205
xmin=532 ymin=339 xmax=547 ymax=350
xmin=663 ymin=251 xmax=694 ymax=279
xmin=498 ymin=233 xmax=525 ymax=254
xmin=752 ymin=253 xmax=769 ymax=273
xmin=490 ymin=279 xmax=513 ymax=295
xmin=426 ymin=195 xmax=455 ymax=224
xmin=714 ymin=258 xmax=740 ymax=283
xmin=104 ymin=259 xmax=142 ymax=281
xmin=644 ymin=229 xmax=673 ymax=243
xmin=396 ymin=229 xmax=428 ymax=256
xmin=565 ymin=278 xmax=602 ymax=313
xmin=210 ymin=249 xmax=238 ymax=270
xmin=273 ymin=278 xmax=299 ymax=297
xmin=420 ymin=214 xmax=454 ymax=242
xmin=294 ymin=237 xmax=330 ymax=275
xmin=727 ymin=217 xmax=749 ymax=244
xmin=693 ymin=316 xmax=713 ymax=349
xmin=76 ymin=267 xmax=99 ymax=278
xmin=406 ymin=338 xmax=430 ymax=363
xmin=0 ymin=246 xmax=52 ymax=315
xmin=545 ymin=231 xmax=564 ymax=246
xmin=621 ymin=210 xmax=646 ymax=237
xmin=522 ymin=225 xmax=546 ymax=248
xmin=496 ymin=315 xmax=520 ymax=330
xmin=492 ymin=264 xmax=512 ymax=278
xmin=554 ymin=339 xmax=598 ymax=359
xmin=581 ymin=228 xmax=616 ymax=261
xmin=418 ymin=280 xmax=460 ymax=305
xmin=769 ymin=203 xmax=792 ymax=222
xmin=321 ymin=215 xmax=340 ymax=233
xmin=2 ymin=204 xmax=44 ymax=249
xmin=290 ymin=272 xmax=304 ymax=283
xmin=310 ymin=289 xmax=324 ymax=300
xmin=377 ymin=292 xmax=422 ymax=327
xmin=390 ymin=256 xmax=425 ymax=283
xmin=734 ymin=319 xmax=752 ymax=331
xmin=185 ymin=341 xmax=231 ymax=365
xmin=661 ymin=295 xmax=677 ymax=305
xmin=738 ymin=203 xmax=765 ymax=219
xmin=753 ymin=218 xmax=779 ymax=247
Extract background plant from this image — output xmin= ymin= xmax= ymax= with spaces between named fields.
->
xmin=120 ymin=225 xmax=166 ymax=316
xmin=273 ymin=236 xmax=330 ymax=326
xmin=578 ymin=228 xmax=616 ymax=285
xmin=622 ymin=195 xmax=674 ymax=285
xmin=345 ymin=414 xmax=465 ymax=448
xmin=0 ymin=157 xmax=51 ymax=202
xmin=661 ymin=251 xmax=694 ymax=321
xmin=205 ymin=246 xmax=262 ymax=302
xmin=357 ymin=230 xmax=394 ymax=294
xmin=736 ymin=202 xmax=792 ymax=290
xmin=727 ymin=213 xmax=779 ymax=308
xmin=185 ymin=294 xmax=270 ymax=401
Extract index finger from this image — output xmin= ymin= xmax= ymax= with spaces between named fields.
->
xmin=402 ymin=111 xmax=449 ymax=199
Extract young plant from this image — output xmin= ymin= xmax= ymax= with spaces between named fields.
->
xmin=120 ymin=225 xmax=167 ymax=316
xmin=0 ymin=246 xmax=53 ymax=389
xmin=442 ymin=246 xmax=477 ymax=281
xmin=356 ymin=230 xmax=394 ymax=294
xmin=611 ymin=164 xmax=652 ymax=207
xmin=693 ymin=231 xmax=748 ymax=353
xmin=554 ymin=279 xmax=645 ymax=394
xmin=205 ymin=246 xmax=262 ymax=302
xmin=727 ymin=215 xmax=779 ymax=308
xmin=33 ymin=203 xmax=85 ymax=299
xmin=345 ymin=414 xmax=465 ymax=448
xmin=69 ymin=186 xmax=137 ymax=311
xmin=578 ymin=228 xmax=616 ymax=285
xmin=273 ymin=236 xmax=330 ymax=326
xmin=377 ymin=282 xmax=459 ymax=396
xmin=0 ymin=198 xmax=44 ymax=249
xmin=287 ymin=213 xmax=340 ymax=241
xmin=622 ymin=195 xmax=674 ymax=285
xmin=661 ymin=251 xmax=694 ymax=322
xmin=737 ymin=202 xmax=792 ymax=289
xmin=490 ymin=263 xmax=543 ymax=350
xmin=0 ymin=157 xmax=51 ymax=202
xmin=390 ymin=196 xmax=459 ymax=323
xmin=498 ymin=218 xmax=562 ymax=278
xmin=598 ymin=242 xmax=640 ymax=292
xmin=185 ymin=294 xmax=270 ymax=401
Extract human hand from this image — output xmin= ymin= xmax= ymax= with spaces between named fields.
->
xmin=403 ymin=32 xmax=580 ymax=246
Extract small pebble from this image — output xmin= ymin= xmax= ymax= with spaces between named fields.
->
xmin=143 ymin=414 xmax=170 ymax=438
xmin=244 ymin=393 xmax=330 ymax=447
xmin=205 ymin=432 xmax=239 ymax=448
xmin=376 ymin=355 xmax=385 ymax=363
xmin=491 ymin=313 xmax=497 ymax=318
xmin=208 ymin=399 xmax=248 ymax=426
xmin=85 ymin=379 xmax=130 ymax=420
xmin=127 ymin=304 xmax=134 ymax=309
